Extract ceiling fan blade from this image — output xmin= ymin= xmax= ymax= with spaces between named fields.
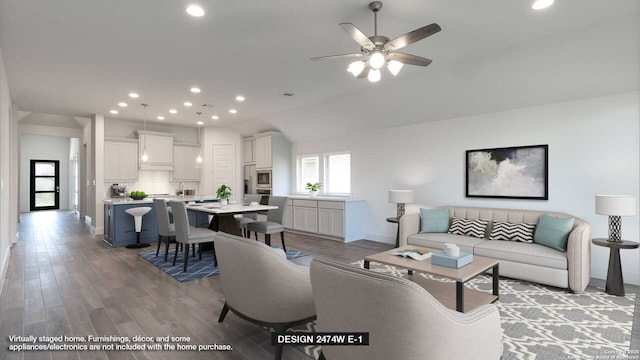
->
xmin=384 ymin=23 xmax=441 ymax=51
xmin=310 ymin=53 xmax=364 ymax=61
xmin=339 ymin=23 xmax=375 ymax=49
xmin=389 ymin=52 xmax=433 ymax=67
xmin=357 ymin=63 xmax=371 ymax=79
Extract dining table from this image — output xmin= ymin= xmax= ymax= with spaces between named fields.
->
xmin=185 ymin=202 xmax=278 ymax=237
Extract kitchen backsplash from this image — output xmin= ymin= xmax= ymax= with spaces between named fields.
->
xmin=104 ymin=170 xmax=199 ymax=197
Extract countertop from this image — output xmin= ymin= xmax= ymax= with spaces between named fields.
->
xmin=104 ymin=195 xmax=219 ymax=205
xmin=287 ymin=195 xmax=364 ymax=202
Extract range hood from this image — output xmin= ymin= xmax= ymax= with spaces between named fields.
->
xmin=135 ymin=130 xmax=175 ymax=171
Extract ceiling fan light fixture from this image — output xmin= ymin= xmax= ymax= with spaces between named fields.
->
xmin=347 ymin=61 xmax=366 ymax=77
xmin=531 ymin=0 xmax=553 ymax=10
xmin=368 ymin=68 xmax=381 ymax=82
xmin=369 ymin=51 xmax=385 ymax=70
xmin=387 ymin=60 xmax=403 ymax=76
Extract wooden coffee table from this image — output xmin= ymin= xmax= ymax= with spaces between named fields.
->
xmin=364 ymin=246 xmax=499 ymax=312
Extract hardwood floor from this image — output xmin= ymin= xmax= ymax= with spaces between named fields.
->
xmin=1 ymin=210 xmax=638 ymax=359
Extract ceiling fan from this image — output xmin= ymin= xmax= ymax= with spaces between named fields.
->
xmin=311 ymin=1 xmax=441 ymax=82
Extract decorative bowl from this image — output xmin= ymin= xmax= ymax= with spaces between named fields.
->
xmin=130 ymin=195 xmax=147 ymax=200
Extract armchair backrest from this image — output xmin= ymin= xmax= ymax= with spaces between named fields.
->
xmin=309 ymin=258 xmax=503 ymax=360
xmin=153 ymin=198 xmax=171 ymax=236
xmin=169 ymin=201 xmax=190 ymax=241
xmin=267 ymin=196 xmax=287 ymax=223
xmin=243 ymin=194 xmax=262 ymax=220
xmin=214 ymin=232 xmax=315 ymax=324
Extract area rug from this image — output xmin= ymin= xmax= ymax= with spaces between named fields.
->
xmin=347 ymin=261 xmax=637 ymax=360
xmin=138 ymin=247 xmax=309 ymax=282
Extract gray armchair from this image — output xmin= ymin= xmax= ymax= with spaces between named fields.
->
xmin=215 ymin=232 xmax=316 ymax=360
xmin=153 ymin=198 xmax=177 ymax=261
xmin=310 ymin=257 xmax=503 ymax=360
xmin=236 ymin=194 xmax=262 ymax=237
xmin=246 ymin=196 xmax=288 ymax=252
xmin=169 ymin=200 xmax=217 ymax=272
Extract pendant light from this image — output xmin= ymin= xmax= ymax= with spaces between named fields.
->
xmin=196 ymin=112 xmax=203 ymax=164
xmin=141 ymin=104 xmax=149 ymax=162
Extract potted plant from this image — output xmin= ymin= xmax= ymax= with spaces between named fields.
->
xmin=305 ymin=182 xmax=321 ymax=197
xmin=216 ymin=184 xmax=232 ymax=205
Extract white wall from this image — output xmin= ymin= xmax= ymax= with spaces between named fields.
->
xmin=292 ymin=91 xmax=640 ymax=284
xmin=104 ymin=118 xmax=198 ymax=144
xmin=19 ymin=134 xmax=71 ymax=212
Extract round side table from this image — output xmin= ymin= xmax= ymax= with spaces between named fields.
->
xmin=386 ymin=217 xmax=400 ymax=248
xmin=592 ymin=238 xmax=639 ymax=296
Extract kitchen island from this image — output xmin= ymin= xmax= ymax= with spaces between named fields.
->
xmin=103 ymin=196 xmax=218 ymax=247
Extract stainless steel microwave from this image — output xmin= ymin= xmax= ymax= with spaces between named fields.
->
xmin=256 ymin=170 xmax=271 ymax=188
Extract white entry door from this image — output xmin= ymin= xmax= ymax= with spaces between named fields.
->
xmin=212 ymin=144 xmax=235 ymax=197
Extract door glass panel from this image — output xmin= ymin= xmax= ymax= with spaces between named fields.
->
xmin=35 ymin=193 xmax=55 ymax=207
xmin=35 ymin=162 xmax=56 ymax=176
xmin=35 ymin=177 xmax=55 ymax=191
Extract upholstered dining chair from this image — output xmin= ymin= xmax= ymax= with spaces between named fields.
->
xmin=310 ymin=257 xmax=503 ymax=360
xmin=169 ymin=200 xmax=217 ymax=272
xmin=214 ymin=232 xmax=316 ymax=360
xmin=236 ymin=194 xmax=262 ymax=238
xmin=246 ymin=196 xmax=288 ymax=252
xmin=153 ymin=198 xmax=178 ymax=261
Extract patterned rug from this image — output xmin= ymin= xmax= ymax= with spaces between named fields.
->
xmin=350 ymin=261 xmax=637 ymax=360
xmin=138 ymin=247 xmax=309 ymax=282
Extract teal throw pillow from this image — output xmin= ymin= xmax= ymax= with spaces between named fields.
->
xmin=533 ymin=214 xmax=574 ymax=252
xmin=420 ymin=208 xmax=450 ymax=233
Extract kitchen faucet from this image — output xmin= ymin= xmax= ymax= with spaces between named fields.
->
xmin=179 ymin=182 xmax=185 ymax=198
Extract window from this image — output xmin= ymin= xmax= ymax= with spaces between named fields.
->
xmin=297 ymin=155 xmax=319 ymax=192
xmin=324 ymin=152 xmax=351 ymax=195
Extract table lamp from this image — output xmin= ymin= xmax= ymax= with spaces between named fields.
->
xmin=388 ymin=190 xmax=414 ymax=218
xmin=595 ymin=195 xmax=636 ymax=242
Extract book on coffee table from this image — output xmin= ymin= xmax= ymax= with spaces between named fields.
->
xmin=389 ymin=249 xmax=432 ymax=261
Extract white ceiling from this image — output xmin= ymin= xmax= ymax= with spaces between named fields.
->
xmin=1 ymin=0 xmax=638 ymax=142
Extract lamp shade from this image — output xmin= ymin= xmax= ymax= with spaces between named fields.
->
xmin=388 ymin=190 xmax=414 ymax=204
xmin=595 ymin=195 xmax=637 ymax=216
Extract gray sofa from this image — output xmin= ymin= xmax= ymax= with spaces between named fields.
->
xmin=399 ymin=206 xmax=591 ymax=293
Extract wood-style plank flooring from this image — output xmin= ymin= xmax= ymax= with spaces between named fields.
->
xmin=1 ymin=210 xmax=638 ymax=359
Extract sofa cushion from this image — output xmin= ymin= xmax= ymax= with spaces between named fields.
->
xmin=489 ymin=221 xmax=536 ymax=243
xmin=407 ymin=233 xmax=485 ymax=254
xmin=534 ymin=214 xmax=575 ymax=252
xmin=448 ymin=217 xmax=489 ymax=239
xmin=419 ymin=208 xmax=450 ymax=233
xmin=474 ymin=240 xmax=567 ymax=270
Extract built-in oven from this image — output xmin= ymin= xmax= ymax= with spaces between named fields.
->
xmin=256 ymin=170 xmax=272 ymax=188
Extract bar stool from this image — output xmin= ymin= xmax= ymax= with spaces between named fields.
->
xmin=125 ymin=207 xmax=152 ymax=249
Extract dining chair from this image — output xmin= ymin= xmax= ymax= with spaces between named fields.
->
xmin=169 ymin=200 xmax=217 ymax=272
xmin=246 ymin=196 xmax=288 ymax=252
xmin=215 ymin=231 xmax=316 ymax=360
xmin=153 ymin=199 xmax=178 ymax=261
xmin=236 ymin=194 xmax=262 ymax=238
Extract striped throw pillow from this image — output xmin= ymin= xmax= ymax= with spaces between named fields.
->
xmin=490 ymin=221 xmax=536 ymax=243
xmin=448 ymin=217 xmax=489 ymax=239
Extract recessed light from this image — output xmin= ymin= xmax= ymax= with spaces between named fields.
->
xmin=157 ymin=116 xmax=165 ymax=120
xmin=196 ymin=121 xmax=204 ymax=125
xmin=109 ymin=110 xmax=118 ymax=114
xmin=190 ymin=87 xmax=201 ymax=93
xmin=118 ymin=102 xmax=128 ymax=107
xmin=186 ymin=4 xmax=205 ymax=17
xmin=229 ymin=109 xmax=237 ymax=114
xmin=128 ymin=92 xmax=139 ymax=98
xmin=184 ymin=102 xmax=193 ymax=107
xmin=211 ymin=115 xmax=219 ymax=120
xmin=235 ymin=95 xmax=245 ymax=102
xmin=531 ymin=0 xmax=553 ymax=10
xmin=169 ymin=109 xmax=178 ymax=114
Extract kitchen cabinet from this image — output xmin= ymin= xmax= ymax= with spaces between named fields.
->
xmin=173 ymin=145 xmax=201 ymax=181
xmin=283 ymin=199 xmax=293 ymax=229
xmin=318 ymin=201 xmax=345 ymax=238
xmin=254 ymin=135 xmax=272 ymax=169
xmin=104 ymin=140 xmax=138 ymax=181
xmin=243 ymin=137 xmax=254 ymax=164
xmin=293 ymin=199 xmax=318 ymax=233
xmin=136 ymin=130 xmax=175 ymax=170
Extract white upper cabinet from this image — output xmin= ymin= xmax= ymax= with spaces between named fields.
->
xmin=254 ymin=135 xmax=272 ymax=169
xmin=104 ymin=140 xmax=138 ymax=181
xmin=136 ymin=131 xmax=175 ymax=170
xmin=243 ymin=137 xmax=254 ymax=164
xmin=173 ymin=145 xmax=201 ymax=181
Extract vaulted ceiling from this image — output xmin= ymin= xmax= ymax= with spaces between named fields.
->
xmin=1 ymin=0 xmax=638 ymax=142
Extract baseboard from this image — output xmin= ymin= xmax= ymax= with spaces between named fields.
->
xmin=364 ymin=232 xmax=395 ymax=244
xmin=0 ymin=245 xmax=11 ymax=298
